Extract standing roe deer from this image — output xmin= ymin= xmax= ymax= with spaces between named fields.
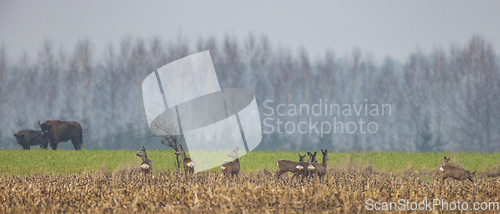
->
xmin=307 ymin=149 xmax=329 ymax=183
xmin=136 ymin=146 xmax=152 ymax=179
xmin=175 ymin=145 xmax=195 ymax=179
xmin=221 ymin=147 xmax=240 ymax=181
xmin=290 ymin=153 xmax=311 ymax=183
xmin=220 ymin=147 xmax=240 ymax=181
xmin=276 ymin=153 xmax=307 ymax=179
xmin=437 ymin=156 xmax=476 ymax=182
xmin=301 ymin=151 xmax=318 ymax=180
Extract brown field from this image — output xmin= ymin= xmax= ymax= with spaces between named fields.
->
xmin=1 ymin=165 xmax=499 ymax=213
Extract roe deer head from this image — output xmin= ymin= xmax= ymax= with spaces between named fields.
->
xmin=307 ymin=151 xmax=317 ymax=163
xmin=440 ymin=156 xmax=451 ymax=171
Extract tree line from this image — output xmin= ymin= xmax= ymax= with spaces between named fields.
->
xmin=0 ymin=34 xmax=498 ymax=152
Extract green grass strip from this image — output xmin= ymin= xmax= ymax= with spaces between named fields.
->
xmin=1 ymin=149 xmax=499 ymax=176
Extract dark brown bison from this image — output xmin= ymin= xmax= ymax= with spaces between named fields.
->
xmin=14 ymin=129 xmax=49 ymax=150
xmin=38 ymin=120 xmax=83 ymax=150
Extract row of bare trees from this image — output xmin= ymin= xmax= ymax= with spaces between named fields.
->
xmin=0 ymin=34 xmax=498 ymax=152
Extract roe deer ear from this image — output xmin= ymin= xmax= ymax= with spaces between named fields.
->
xmin=472 ymin=171 xmax=476 ymax=174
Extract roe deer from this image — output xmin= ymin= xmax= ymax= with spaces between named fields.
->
xmin=175 ymin=145 xmax=195 ymax=179
xmin=307 ymin=149 xmax=329 ymax=183
xmin=437 ymin=156 xmax=476 ymax=182
xmin=301 ymin=151 xmax=318 ymax=180
xmin=136 ymin=146 xmax=152 ymax=179
xmin=290 ymin=154 xmax=311 ymax=183
xmin=276 ymin=153 xmax=307 ymax=179
xmin=221 ymin=147 xmax=240 ymax=181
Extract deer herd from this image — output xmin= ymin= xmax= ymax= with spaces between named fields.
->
xmin=136 ymin=147 xmax=476 ymax=184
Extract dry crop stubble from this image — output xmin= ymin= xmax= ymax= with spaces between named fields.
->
xmin=0 ymin=166 xmax=499 ymax=213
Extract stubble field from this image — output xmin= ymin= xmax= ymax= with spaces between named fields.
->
xmin=1 ymin=150 xmax=500 ymax=213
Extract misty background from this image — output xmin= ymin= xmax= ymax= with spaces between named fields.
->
xmin=1 ymin=1 xmax=500 ymax=151
xmin=0 ymin=34 xmax=499 ymax=151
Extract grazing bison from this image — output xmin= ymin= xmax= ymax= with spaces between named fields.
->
xmin=38 ymin=120 xmax=83 ymax=150
xmin=14 ymin=129 xmax=49 ymax=150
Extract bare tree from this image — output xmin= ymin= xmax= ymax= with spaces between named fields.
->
xmin=299 ymin=47 xmax=311 ymax=102
xmin=255 ymin=35 xmax=273 ymax=101
xmin=149 ymin=116 xmax=184 ymax=171
xmin=72 ymin=39 xmax=93 ymax=120
xmin=131 ymin=38 xmax=149 ymax=134
xmin=150 ymin=36 xmax=166 ymax=70
xmin=0 ymin=46 xmax=6 ymax=91
xmin=244 ymin=32 xmax=260 ymax=90
xmin=117 ymin=35 xmax=133 ymax=125
xmin=38 ymin=40 xmax=58 ymax=118
xmin=0 ymin=45 xmax=7 ymax=105
xmin=167 ymin=33 xmax=189 ymax=63
xmin=454 ymin=36 xmax=500 ymax=151
xmin=221 ymin=34 xmax=241 ymax=88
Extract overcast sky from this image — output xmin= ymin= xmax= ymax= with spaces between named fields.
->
xmin=1 ymin=1 xmax=499 ymax=64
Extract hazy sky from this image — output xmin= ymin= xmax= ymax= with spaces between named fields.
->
xmin=1 ymin=1 xmax=499 ymax=63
